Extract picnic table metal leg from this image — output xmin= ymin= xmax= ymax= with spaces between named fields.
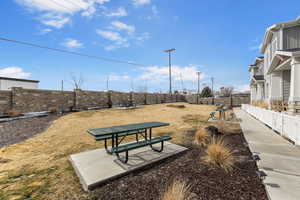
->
xmin=116 ymin=151 xmax=129 ymax=163
xmin=145 ymin=129 xmax=148 ymax=140
xmin=151 ymin=141 xmax=164 ymax=152
xmin=136 ymin=133 xmax=139 ymax=142
xmin=104 ymin=139 xmax=113 ymax=154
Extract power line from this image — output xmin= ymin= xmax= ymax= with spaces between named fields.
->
xmin=0 ymin=37 xmax=147 ymax=67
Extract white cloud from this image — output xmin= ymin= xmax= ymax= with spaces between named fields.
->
xmin=62 ymin=39 xmax=83 ymax=48
xmin=96 ymin=30 xmax=125 ymax=42
xmin=109 ymin=74 xmax=130 ymax=81
xmin=151 ymin=5 xmax=158 ymax=16
xmin=16 ymin=0 xmax=111 ymax=28
xmin=135 ymin=32 xmax=150 ymax=41
xmin=111 ymin=21 xmax=135 ymax=33
xmin=0 ymin=67 xmax=31 ymax=79
xmin=146 ymin=5 xmax=159 ymax=20
xmin=132 ymin=0 xmax=151 ymax=6
xmin=39 ymin=28 xmax=52 ymax=34
xmin=234 ymin=84 xmax=250 ymax=92
xmin=96 ymin=30 xmax=129 ymax=50
xmin=40 ymin=14 xmax=70 ymax=28
xmin=103 ymin=7 xmax=127 ymax=17
xmin=139 ymin=65 xmax=204 ymax=82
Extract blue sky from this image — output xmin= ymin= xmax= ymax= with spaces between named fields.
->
xmin=1 ymin=0 xmax=300 ymax=92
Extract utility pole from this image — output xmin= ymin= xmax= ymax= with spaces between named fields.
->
xmin=211 ymin=77 xmax=214 ymax=105
xmin=61 ymin=80 xmax=64 ymax=114
xmin=131 ymin=79 xmax=134 ymax=92
xmin=211 ymin=77 xmax=214 ymax=96
xmin=197 ymin=71 xmax=201 ymax=104
xmin=197 ymin=72 xmax=201 ymax=95
xmin=164 ymin=48 xmax=176 ymax=94
xmin=61 ymin=80 xmax=64 ymax=91
xmin=106 ymin=75 xmax=109 ymax=91
xmin=180 ymin=73 xmax=185 ymax=94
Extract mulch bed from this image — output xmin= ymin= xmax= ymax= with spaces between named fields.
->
xmin=90 ymin=133 xmax=268 ymax=200
xmin=0 ymin=114 xmax=61 ymax=147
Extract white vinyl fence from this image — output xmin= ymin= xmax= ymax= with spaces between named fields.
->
xmin=242 ymin=104 xmax=300 ymax=145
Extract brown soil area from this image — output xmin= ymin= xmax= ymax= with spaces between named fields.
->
xmin=90 ymin=131 xmax=268 ymax=200
xmin=0 ymin=114 xmax=61 ymax=147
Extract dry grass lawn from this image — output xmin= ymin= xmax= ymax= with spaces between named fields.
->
xmin=0 ymin=103 xmax=216 ymax=200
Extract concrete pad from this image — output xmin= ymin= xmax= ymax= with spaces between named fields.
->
xmin=69 ymin=142 xmax=187 ymax=191
xmin=264 ymin=170 xmax=300 ymax=200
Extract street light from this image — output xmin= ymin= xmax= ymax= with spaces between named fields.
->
xmin=196 ymin=71 xmax=201 ymax=104
xmin=164 ymin=48 xmax=176 ymax=94
xmin=197 ymin=71 xmax=201 ymax=95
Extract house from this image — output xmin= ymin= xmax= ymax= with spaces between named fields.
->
xmin=0 ymin=77 xmax=39 ymax=90
xmin=249 ymin=16 xmax=300 ymax=113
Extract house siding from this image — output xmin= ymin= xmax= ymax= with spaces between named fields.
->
xmin=283 ymin=25 xmax=300 ymax=50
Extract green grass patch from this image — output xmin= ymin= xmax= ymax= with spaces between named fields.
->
xmin=0 ymin=166 xmax=58 ymax=200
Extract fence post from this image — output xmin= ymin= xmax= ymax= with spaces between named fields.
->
xmin=281 ymin=112 xmax=284 ymax=136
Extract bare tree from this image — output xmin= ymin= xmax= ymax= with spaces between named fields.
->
xmin=70 ymin=73 xmax=84 ymax=90
xmin=220 ymin=87 xmax=233 ymax=97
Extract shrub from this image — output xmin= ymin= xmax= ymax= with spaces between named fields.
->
xmin=204 ymin=137 xmax=234 ymax=172
xmin=49 ymin=107 xmax=58 ymax=113
xmin=194 ymin=128 xmax=209 ymax=146
xmin=215 ymin=120 xmax=241 ymax=135
xmin=5 ymin=109 xmax=21 ymax=117
xmin=161 ymin=179 xmax=192 ymax=200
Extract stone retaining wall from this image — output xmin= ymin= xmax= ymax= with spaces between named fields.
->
xmin=185 ymin=94 xmax=250 ymax=106
xmin=11 ymin=87 xmax=74 ymax=113
xmin=0 ymin=91 xmax=11 ymax=115
xmin=0 ymin=88 xmax=184 ymax=116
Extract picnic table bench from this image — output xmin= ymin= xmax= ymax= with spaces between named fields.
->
xmin=88 ymin=122 xmax=171 ymax=163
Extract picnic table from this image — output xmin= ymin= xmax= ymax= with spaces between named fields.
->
xmin=88 ymin=122 xmax=171 ymax=163
xmin=215 ymin=106 xmax=232 ymax=120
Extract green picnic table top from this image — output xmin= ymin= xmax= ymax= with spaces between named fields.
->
xmin=88 ymin=121 xmax=169 ymax=137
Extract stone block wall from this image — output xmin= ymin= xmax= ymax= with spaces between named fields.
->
xmin=75 ymin=89 xmax=109 ymax=109
xmin=156 ymin=94 xmax=165 ymax=103
xmin=0 ymin=87 xmax=186 ymax=116
xmin=12 ymin=87 xmax=74 ymax=113
xmin=0 ymin=91 xmax=12 ymax=115
xmin=185 ymin=94 xmax=250 ymax=106
xmin=146 ymin=93 xmax=157 ymax=104
xmin=132 ymin=93 xmax=146 ymax=105
xmin=199 ymin=97 xmax=213 ymax=105
xmin=110 ymin=91 xmax=131 ymax=106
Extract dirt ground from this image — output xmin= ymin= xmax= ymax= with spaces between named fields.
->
xmin=0 ymin=115 xmax=61 ymax=147
xmin=0 ymin=103 xmax=217 ymax=200
xmin=91 ymin=133 xmax=268 ymax=200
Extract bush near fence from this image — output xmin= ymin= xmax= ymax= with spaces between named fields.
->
xmin=185 ymin=94 xmax=250 ymax=106
xmin=242 ymin=104 xmax=300 ymax=145
xmin=0 ymin=87 xmax=185 ymax=116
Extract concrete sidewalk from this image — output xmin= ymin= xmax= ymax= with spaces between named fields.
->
xmin=234 ymin=108 xmax=300 ymax=200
